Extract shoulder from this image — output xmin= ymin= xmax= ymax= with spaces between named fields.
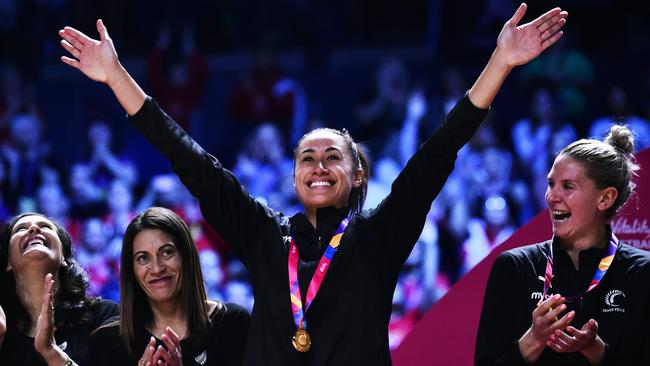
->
xmin=616 ymin=244 xmax=650 ymax=273
xmin=496 ymin=241 xmax=549 ymax=265
xmin=90 ymin=319 xmax=120 ymax=342
xmin=207 ymin=300 xmax=250 ymax=322
xmin=90 ymin=299 xmax=120 ymax=324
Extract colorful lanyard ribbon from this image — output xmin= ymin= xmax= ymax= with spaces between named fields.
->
xmin=542 ymin=232 xmax=619 ymax=302
xmin=288 ymin=216 xmax=350 ymax=335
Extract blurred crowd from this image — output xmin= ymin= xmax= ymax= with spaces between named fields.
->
xmin=1 ymin=0 xmax=650 ymax=350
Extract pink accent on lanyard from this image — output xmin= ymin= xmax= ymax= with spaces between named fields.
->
xmin=542 ymin=233 xmax=619 ymax=303
xmin=288 ymin=216 xmax=350 ymax=331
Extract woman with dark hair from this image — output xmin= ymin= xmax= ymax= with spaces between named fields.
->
xmin=59 ymin=4 xmax=568 ymax=364
xmin=0 ymin=213 xmax=118 ymax=365
xmin=476 ymin=125 xmax=650 ymax=365
xmin=87 ymin=207 xmax=249 ymax=366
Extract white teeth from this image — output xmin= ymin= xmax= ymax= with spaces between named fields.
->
xmin=26 ymin=238 xmax=46 ymax=248
xmin=552 ymin=211 xmax=571 ymax=222
xmin=310 ymin=181 xmax=332 ymax=187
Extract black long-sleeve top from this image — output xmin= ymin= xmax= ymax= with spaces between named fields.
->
xmin=87 ymin=302 xmax=249 ymax=366
xmin=475 ymin=238 xmax=650 ymax=365
xmin=129 ymin=94 xmax=488 ymax=365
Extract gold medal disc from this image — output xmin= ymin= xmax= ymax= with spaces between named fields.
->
xmin=292 ymin=329 xmax=312 ymax=352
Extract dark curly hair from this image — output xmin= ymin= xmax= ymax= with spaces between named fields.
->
xmin=0 ymin=212 xmax=98 ymax=333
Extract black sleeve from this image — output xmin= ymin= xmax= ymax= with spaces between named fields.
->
xmin=87 ymin=326 xmax=123 ymax=366
xmin=368 ymin=95 xmax=489 ymax=266
xmin=92 ymin=299 xmax=119 ymax=327
xmin=218 ymin=303 xmax=250 ymax=366
xmin=475 ymin=252 xmax=528 ymax=366
xmin=129 ymin=98 xmax=275 ymax=266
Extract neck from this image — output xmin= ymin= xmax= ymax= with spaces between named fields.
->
xmin=149 ymin=299 xmax=187 ymax=338
xmin=561 ymin=225 xmax=608 ymax=270
xmin=14 ymin=267 xmax=57 ymax=336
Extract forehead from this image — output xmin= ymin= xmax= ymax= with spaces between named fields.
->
xmin=549 ymin=155 xmax=589 ymax=180
xmin=14 ymin=215 xmax=55 ymax=229
xmin=133 ymin=228 xmax=175 ymax=251
xmin=298 ymin=131 xmax=347 ymax=153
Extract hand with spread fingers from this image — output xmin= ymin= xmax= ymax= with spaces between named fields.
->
xmin=548 ymin=319 xmax=606 ymax=365
xmin=494 ymin=3 xmax=568 ymax=68
xmin=518 ymin=294 xmax=575 ymax=362
xmin=58 ymin=19 xmax=121 ymax=85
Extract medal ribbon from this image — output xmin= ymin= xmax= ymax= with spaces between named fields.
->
xmin=288 ymin=216 xmax=350 ymax=332
xmin=542 ymin=232 xmax=619 ymax=302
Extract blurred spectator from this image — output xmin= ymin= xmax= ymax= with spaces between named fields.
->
xmin=147 ymin=25 xmax=207 ymax=131
xmin=590 ymin=85 xmax=650 ymax=150
xmin=67 ymin=163 xmax=105 ymax=218
xmin=232 ymin=123 xmax=299 ymax=215
xmin=462 ymin=194 xmax=515 ymax=273
xmin=227 ymin=51 xmax=296 ymax=142
xmin=75 ymin=217 xmax=120 ymax=300
xmin=511 ymin=87 xmax=576 ymax=212
xmin=224 ymin=280 xmax=254 ymax=313
xmin=0 ymin=112 xmax=58 ymax=212
xmin=356 ymin=58 xmax=411 ymax=157
xmin=85 ymin=119 xmax=138 ymax=187
xmin=200 ymin=248 xmax=226 ymax=301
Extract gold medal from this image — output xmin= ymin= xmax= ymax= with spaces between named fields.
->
xmin=292 ymin=329 xmax=311 ymax=352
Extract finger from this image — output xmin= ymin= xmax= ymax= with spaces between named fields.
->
xmin=152 ymin=346 xmax=169 ymax=365
xmin=541 ymin=18 xmax=567 ymax=42
xmin=61 ymin=56 xmax=81 ymax=69
xmin=552 ymin=310 xmax=574 ymax=330
xmin=161 ymin=333 xmax=177 ymax=353
xmin=508 ymin=3 xmax=528 ymax=27
xmin=534 ymin=294 xmax=563 ymax=316
xmin=58 ymin=29 xmax=85 ymax=51
xmin=163 ymin=327 xmax=181 ymax=345
xmin=97 ymin=19 xmax=110 ymax=41
xmin=60 ymin=40 xmax=80 ymax=58
xmin=530 ymin=7 xmax=563 ymax=28
xmin=537 ymin=11 xmax=568 ymax=33
xmin=62 ymin=26 xmax=92 ymax=45
xmin=541 ymin=31 xmax=564 ymax=51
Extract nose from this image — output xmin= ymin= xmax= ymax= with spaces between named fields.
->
xmin=149 ymin=256 xmax=167 ymax=274
xmin=545 ymin=186 xmax=558 ymax=204
xmin=314 ymin=160 xmax=328 ymax=173
xmin=28 ymin=224 xmax=41 ymax=234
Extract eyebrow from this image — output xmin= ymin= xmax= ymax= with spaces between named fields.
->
xmin=134 ymin=243 xmax=176 ymax=256
xmin=298 ymin=146 xmax=343 ymax=155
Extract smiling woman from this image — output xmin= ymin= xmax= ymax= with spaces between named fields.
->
xmin=86 ymin=207 xmax=249 ymax=366
xmin=476 ymin=125 xmax=650 ymax=365
xmin=0 ymin=213 xmax=119 ymax=366
xmin=59 ymin=3 xmax=568 ymax=364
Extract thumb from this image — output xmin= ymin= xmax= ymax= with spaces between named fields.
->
xmin=509 ymin=3 xmax=527 ymax=27
xmin=97 ymin=19 xmax=110 ymax=41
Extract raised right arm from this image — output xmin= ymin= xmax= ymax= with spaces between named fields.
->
xmin=59 ymin=19 xmax=145 ymax=116
xmin=59 ymin=20 xmax=271 ymax=264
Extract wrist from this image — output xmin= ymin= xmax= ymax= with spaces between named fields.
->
xmin=105 ymin=63 xmax=128 ymax=90
xmin=518 ymin=328 xmax=546 ymax=363
xmin=490 ymin=48 xmax=517 ymax=72
xmin=581 ymin=336 xmax=606 ymax=365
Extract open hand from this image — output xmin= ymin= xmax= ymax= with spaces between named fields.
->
xmin=34 ymin=273 xmax=57 ymax=356
xmin=495 ymin=3 xmax=568 ymax=67
xmin=59 ymin=19 xmax=121 ymax=85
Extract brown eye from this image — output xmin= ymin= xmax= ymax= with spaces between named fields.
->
xmin=135 ymin=254 xmax=150 ymax=265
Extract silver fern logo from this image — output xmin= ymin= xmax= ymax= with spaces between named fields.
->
xmin=194 ymin=350 xmax=207 ymax=365
xmin=603 ymin=289 xmax=626 ymax=313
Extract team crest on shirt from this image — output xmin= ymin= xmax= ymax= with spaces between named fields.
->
xmin=194 ymin=350 xmax=207 ymax=365
xmin=603 ymin=289 xmax=626 ymax=313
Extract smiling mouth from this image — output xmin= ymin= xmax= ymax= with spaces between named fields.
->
xmin=308 ymin=181 xmax=334 ymax=188
xmin=149 ymin=276 xmax=172 ymax=285
xmin=22 ymin=237 xmax=48 ymax=252
xmin=552 ymin=211 xmax=571 ymax=222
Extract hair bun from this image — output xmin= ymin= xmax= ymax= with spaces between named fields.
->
xmin=605 ymin=124 xmax=635 ymax=155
